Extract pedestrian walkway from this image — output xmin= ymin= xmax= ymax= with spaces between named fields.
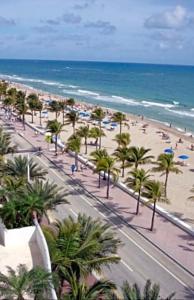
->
xmin=8 ymin=119 xmax=194 ymax=276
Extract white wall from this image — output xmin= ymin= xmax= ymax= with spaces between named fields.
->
xmin=3 ymin=226 xmax=36 ymax=246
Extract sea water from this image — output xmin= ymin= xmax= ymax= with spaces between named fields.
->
xmin=0 ymin=59 xmax=194 ymax=132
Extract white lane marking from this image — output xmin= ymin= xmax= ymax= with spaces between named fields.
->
xmin=121 ymin=259 xmax=133 ymax=272
xmin=119 ymin=229 xmax=188 ymax=287
xmin=80 ymin=195 xmax=93 ymax=206
xmin=37 ymin=156 xmax=189 ymax=287
xmin=70 ymin=208 xmax=78 ymax=217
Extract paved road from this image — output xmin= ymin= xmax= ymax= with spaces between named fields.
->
xmin=2 ymin=120 xmax=193 ymax=300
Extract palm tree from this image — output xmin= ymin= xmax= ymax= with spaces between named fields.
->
xmin=114 ymin=133 xmax=130 ymax=148
xmin=3 ymin=97 xmax=15 ymax=118
xmin=112 ymin=111 xmax=126 ymax=134
xmin=96 ymin=155 xmax=120 ymax=198
xmin=144 ymin=180 xmax=168 ymax=231
xmin=65 ymin=111 xmax=79 ymax=133
xmin=91 ymin=108 xmax=105 ymax=148
xmin=152 ymin=153 xmax=181 ymax=198
xmin=0 ymin=127 xmax=16 ymax=158
xmin=49 ymin=100 xmax=61 ymax=119
xmin=47 ymin=119 xmax=63 ymax=155
xmin=16 ymin=91 xmax=28 ymax=130
xmin=76 ymin=125 xmax=90 ymax=154
xmin=114 ymin=147 xmax=131 ymax=177
xmin=63 ymin=271 xmax=116 ymax=300
xmin=126 ymin=168 xmax=150 ymax=215
xmin=0 ymin=80 xmax=8 ymax=100
xmin=121 ymin=279 xmax=175 ymax=300
xmin=0 ymin=264 xmax=54 ymax=300
xmin=90 ymin=148 xmax=108 ymax=188
xmin=5 ymin=155 xmax=47 ymax=181
xmin=66 ymin=134 xmax=81 ymax=171
xmin=60 ymin=100 xmax=66 ymax=125
xmin=36 ymin=100 xmax=43 ymax=126
xmin=66 ymin=98 xmax=75 ymax=108
xmin=43 ymin=214 xmax=121 ymax=294
xmin=27 ymin=93 xmax=39 ymax=123
xmin=128 ymin=146 xmax=154 ymax=170
xmin=89 ymin=127 xmax=106 ymax=150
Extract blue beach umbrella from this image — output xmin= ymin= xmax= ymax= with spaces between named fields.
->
xmin=178 ymin=155 xmax=189 ymax=160
xmin=164 ymin=148 xmax=173 ymax=154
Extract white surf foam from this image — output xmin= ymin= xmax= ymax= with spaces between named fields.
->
xmin=142 ymin=100 xmax=175 ymax=109
xmin=77 ymin=89 xmax=100 ymax=96
xmin=167 ymin=109 xmax=194 ymax=118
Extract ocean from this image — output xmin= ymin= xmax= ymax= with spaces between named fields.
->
xmin=0 ymin=59 xmax=194 ymax=133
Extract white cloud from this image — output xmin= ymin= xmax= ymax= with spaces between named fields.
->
xmin=144 ymin=5 xmax=192 ymax=30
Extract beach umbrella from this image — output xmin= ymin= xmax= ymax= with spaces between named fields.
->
xmin=164 ymin=148 xmax=173 ymax=154
xmin=178 ymin=155 xmax=189 ymax=160
xmin=111 ymin=122 xmax=117 ymax=127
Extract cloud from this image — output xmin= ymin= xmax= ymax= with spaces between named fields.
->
xmin=61 ymin=13 xmax=82 ymax=24
xmin=33 ymin=25 xmax=57 ymax=34
xmin=0 ymin=16 xmax=16 ymax=26
xmin=74 ymin=3 xmax=89 ymax=10
xmin=84 ymin=20 xmax=116 ymax=34
xmin=144 ymin=5 xmax=193 ymax=30
xmin=43 ymin=13 xmax=82 ymax=26
xmin=149 ymin=31 xmax=184 ymax=50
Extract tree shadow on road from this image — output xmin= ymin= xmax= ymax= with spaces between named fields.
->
xmin=183 ymin=286 xmax=194 ymax=300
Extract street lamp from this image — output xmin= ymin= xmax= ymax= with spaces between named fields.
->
xmin=27 ymin=149 xmax=43 ymax=183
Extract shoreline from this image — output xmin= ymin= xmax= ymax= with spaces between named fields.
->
xmin=9 ymin=80 xmax=194 ymax=145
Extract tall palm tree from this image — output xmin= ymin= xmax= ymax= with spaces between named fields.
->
xmin=65 ymin=111 xmax=79 ymax=133
xmin=114 ymin=133 xmax=130 ymax=148
xmin=60 ymin=100 xmax=67 ymax=125
xmin=114 ymin=147 xmax=131 ymax=177
xmin=152 ymin=153 xmax=181 ymax=198
xmin=112 ymin=111 xmax=126 ymax=134
xmin=16 ymin=91 xmax=28 ymax=130
xmin=43 ymin=214 xmax=121 ymax=294
xmin=96 ymin=155 xmax=120 ymax=198
xmin=0 ymin=127 xmax=16 ymax=158
xmin=144 ymin=180 xmax=168 ymax=231
xmin=121 ymin=279 xmax=175 ymax=300
xmin=66 ymin=98 xmax=75 ymax=108
xmin=90 ymin=148 xmax=108 ymax=187
xmin=36 ymin=100 xmax=43 ymax=126
xmin=89 ymin=127 xmax=106 ymax=150
xmin=49 ymin=100 xmax=61 ymax=119
xmin=27 ymin=93 xmax=39 ymax=123
xmin=76 ymin=125 xmax=90 ymax=154
xmin=128 ymin=146 xmax=154 ymax=170
xmin=126 ymin=168 xmax=150 ymax=215
xmin=91 ymin=108 xmax=105 ymax=148
xmin=0 ymin=80 xmax=8 ymax=100
xmin=5 ymin=155 xmax=47 ymax=181
xmin=0 ymin=264 xmax=54 ymax=300
xmin=47 ymin=119 xmax=64 ymax=155
xmin=63 ymin=271 xmax=116 ymax=300
xmin=66 ymin=134 xmax=81 ymax=170
xmin=3 ymin=96 xmax=15 ymax=118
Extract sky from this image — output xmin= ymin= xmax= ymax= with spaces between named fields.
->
xmin=0 ymin=0 xmax=194 ymax=65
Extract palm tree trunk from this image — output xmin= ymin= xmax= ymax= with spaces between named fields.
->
xmin=150 ymin=200 xmax=156 ymax=231
xmin=63 ymin=110 xmax=65 ymax=125
xmin=85 ymin=137 xmax=87 ymax=154
xmin=122 ymin=161 xmax=125 ymax=177
xmin=99 ymin=121 xmax=102 ymax=149
xmin=136 ymin=190 xmax=141 ymax=215
xmin=39 ymin=111 xmax=42 ymax=126
xmin=73 ymin=123 xmax=75 ymax=134
xmin=31 ymin=110 xmax=34 ymax=123
xmin=75 ymin=153 xmax=78 ymax=171
xmin=98 ymin=172 xmax=101 ymax=188
xmin=22 ymin=113 xmax=25 ymax=130
xmin=120 ymin=121 xmax=122 ymax=135
xmin=55 ymin=111 xmax=57 ymax=119
xmin=106 ymin=171 xmax=110 ymax=199
xmin=55 ymin=134 xmax=58 ymax=155
xmin=164 ymin=171 xmax=168 ymax=197
xmin=95 ymin=138 xmax=98 ymax=150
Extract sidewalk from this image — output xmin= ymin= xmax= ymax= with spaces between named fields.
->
xmin=10 ymin=119 xmax=194 ymax=276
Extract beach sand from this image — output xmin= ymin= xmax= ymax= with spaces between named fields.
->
xmin=9 ymin=81 xmax=194 ymax=228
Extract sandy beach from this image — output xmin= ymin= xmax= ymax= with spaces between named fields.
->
xmin=8 ymin=81 xmax=194 ymax=228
